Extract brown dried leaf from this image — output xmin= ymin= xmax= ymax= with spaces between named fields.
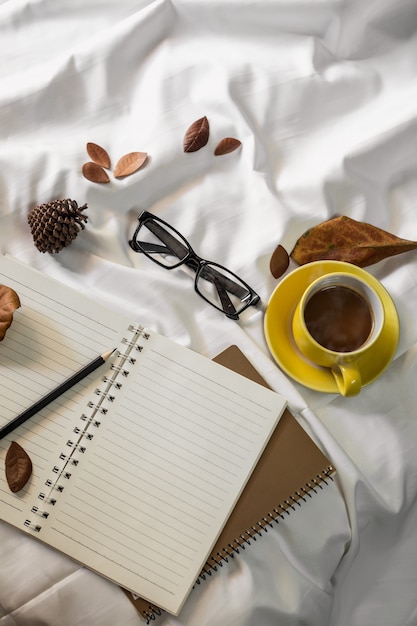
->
xmin=82 ymin=162 xmax=110 ymax=184
xmin=0 ymin=285 xmax=20 ymax=341
xmin=183 ymin=116 xmax=210 ymax=153
xmin=5 ymin=441 xmax=32 ymax=492
xmin=270 ymin=244 xmax=290 ymax=278
xmin=86 ymin=142 xmax=111 ymax=169
xmin=114 ymin=152 xmax=147 ymax=178
xmin=290 ymin=215 xmax=417 ymax=267
xmin=214 ymin=137 xmax=241 ymax=156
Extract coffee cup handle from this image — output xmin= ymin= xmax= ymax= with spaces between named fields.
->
xmin=331 ymin=362 xmax=362 ymax=397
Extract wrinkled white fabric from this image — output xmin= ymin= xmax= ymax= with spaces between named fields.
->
xmin=1 ymin=0 xmax=417 ymax=624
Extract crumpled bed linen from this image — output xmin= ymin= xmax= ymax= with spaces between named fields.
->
xmin=1 ymin=1 xmax=417 ymax=625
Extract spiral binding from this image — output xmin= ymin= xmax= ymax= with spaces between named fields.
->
xmin=195 ymin=466 xmax=335 ymax=582
xmin=128 ymin=597 xmax=161 ymax=623
xmin=137 ymin=464 xmax=335 ymax=624
xmin=143 ymin=606 xmax=162 ymax=623
xmin=23 ymin=324 xmax=149 ymax=533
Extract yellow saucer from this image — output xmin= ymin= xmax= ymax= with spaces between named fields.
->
xmin=264 ymin=261 xmax=400 ymax=393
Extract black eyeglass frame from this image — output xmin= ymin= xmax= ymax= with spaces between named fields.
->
xmin=129 ymin=211 xmax=260 ymax=320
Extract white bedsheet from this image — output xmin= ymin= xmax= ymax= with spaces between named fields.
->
xmin=1 ymin=1 xmax=417 ymax=624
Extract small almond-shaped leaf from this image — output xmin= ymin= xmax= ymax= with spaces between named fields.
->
xmin=5 ymin=441 xmax=32 ymax=492
xmin=290 ymin=215 xmax=417 ymax=267
xmin=0 ymin=285 xmax=20 ymax=341
xmin=270 ymin=244 xmax=290 ymax=278
xmin=214 ymin=137 xmax=242 ymax=156
xmin=114 ymin=152 xmax=148 ymax=178
xmin=183 ymin=116 xmax=210 ymax=153
xmin=82 ymin=162 xmax=110 ymax=184
xmin=86 ymin=142 xmax=111 ymax=169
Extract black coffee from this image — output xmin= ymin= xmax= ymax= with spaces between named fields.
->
xmin=304 ymin=285 xmax=373 ymax=352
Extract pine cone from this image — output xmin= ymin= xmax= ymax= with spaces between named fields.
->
xmin=28 ymin=199 xmax=88 ymax=254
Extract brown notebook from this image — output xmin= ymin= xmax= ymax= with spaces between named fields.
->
xmin=125 ymin=345 xmax=335 ymax=622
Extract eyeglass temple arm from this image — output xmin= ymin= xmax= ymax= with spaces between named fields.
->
xmin=208 ymin=274 xmax=239 ymax=320
xmin=135 ymin=241 xmax=173 ymax=255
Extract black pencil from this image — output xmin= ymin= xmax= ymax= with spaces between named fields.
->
xmin=0 ymin=349 xmax=116 ymax=441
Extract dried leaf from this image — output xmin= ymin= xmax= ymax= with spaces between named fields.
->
xmin=86 ymin=142 xmax=111 ymax=169
xmin=5 ymin=441 xmax=32 ymax=492
xmin=270 ymin=244 xmax=290 ymax=278
xmin=290 ymin=215 xmax=417 ymax=267
xmin=82 ymin=162 xmax=110 ymax=184
xmin=183 ymin=116 xmax=210 ymax=153
xmin=114 ymin=152 xmax=147 ymax=178
xmin=214 ymin=137 xmax=241 ymax=156
xmin=0 ymin=285 xmax=20 ymax=341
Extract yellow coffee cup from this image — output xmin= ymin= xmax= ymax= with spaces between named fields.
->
xmin=292 ymin=272 xmax=385 ymax=396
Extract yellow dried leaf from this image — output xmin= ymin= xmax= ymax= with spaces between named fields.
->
xmin=0 ymin=284 xmax=20 ymax=341
xmin=290 ymin=216 xmax=417 ymax=267
xmin=114 ymin=152 xmax=148 ymax=178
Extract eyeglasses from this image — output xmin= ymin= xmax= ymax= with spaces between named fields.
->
xmin=129 ymin=211 xmax=260 ymax=320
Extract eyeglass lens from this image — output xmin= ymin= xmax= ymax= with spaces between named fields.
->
xmin=196 ymin=263 xmax=254 ymax=314
xmin=137 ymin=219 xmax=189 ymax=267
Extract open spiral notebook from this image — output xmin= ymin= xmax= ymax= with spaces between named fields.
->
xmin=0 ymin=255 xmax=288 ymax=617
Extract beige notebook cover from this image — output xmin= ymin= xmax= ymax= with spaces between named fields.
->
xmin=125 ymin=345 xmax=335 ymax=621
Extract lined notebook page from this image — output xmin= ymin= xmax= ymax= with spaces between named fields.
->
xmin=0 ymin=256 xmax=130 ymax=526
xmin=42 ymin=331 xmax=286 ymax=615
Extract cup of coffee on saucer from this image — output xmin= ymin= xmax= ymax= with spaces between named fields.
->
xmin=292 ymin=273 xmax=384 ymax=396
xmin=264 ymin=260 xmax=400 ymax=396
